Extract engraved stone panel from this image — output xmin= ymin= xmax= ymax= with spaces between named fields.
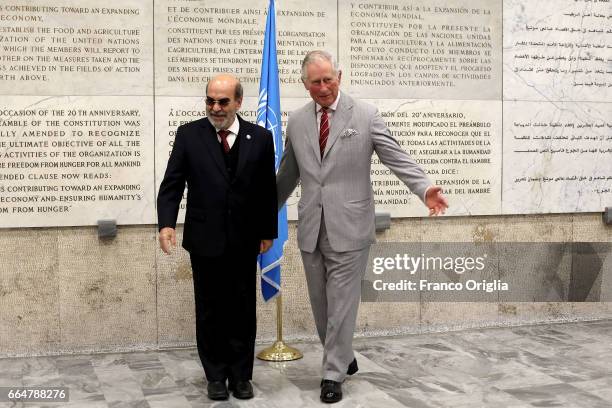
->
xmin=340 ymin=0 xmax=502 ymax=100
xmin=504 ymin=0 xmax=612 ymax=103
xmin=0 ymin=96 xmax=155 ymax=227
xmin=503 ymin=101 xmax=612 ymax=214
xmin=368 ymin=98 xmax=502 ymax=217
xmin=0 ymin=0 xmax=153 ymax=96
xmin=154 ymin=0 xmax=336 ymax=97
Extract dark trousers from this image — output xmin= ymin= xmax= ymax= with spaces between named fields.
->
xmin=190 ymin=241 xmax=259 ymax=383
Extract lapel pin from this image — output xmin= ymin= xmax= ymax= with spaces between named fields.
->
xmin=246 ymin=134 xmax=251 ymax=140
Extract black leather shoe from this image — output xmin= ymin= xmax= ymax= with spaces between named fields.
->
xmin=320 ymin=379 xmax=342 ymax=403
xmin=207 ymin=380 xmax=229 ymax=401
xmin=319 ymin=357 xmax=360 ymax=388
xmin=347 ymin=358 xmax=359 ymax=375
xmin=230 ymin=380 xmax=254 ymax=399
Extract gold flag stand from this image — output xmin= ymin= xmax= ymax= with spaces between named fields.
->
xmin=257 ymin=293 xmax=303 ymax=361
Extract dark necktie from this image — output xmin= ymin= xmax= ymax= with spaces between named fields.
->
xmin=218 ymin=130 xmax=230 ymax=154
xmin=319 ymin=107 xmax=329 ymax=159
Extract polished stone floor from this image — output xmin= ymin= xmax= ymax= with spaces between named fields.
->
xmin=2 ymin=320 xmax=612 ymax=407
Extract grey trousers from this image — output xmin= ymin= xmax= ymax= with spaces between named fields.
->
xmin=300 ymin=216 xmax=370 ymax=382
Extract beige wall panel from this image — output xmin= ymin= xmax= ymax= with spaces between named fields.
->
xmin=423 ymin=314 xmax=505 ymax=339
xmin=571 ymin=223 xmax=612 ymax=304
xmin=491 ymin=213 xmax=612 ymax=326
xmin=0 ymin=0 xmax=153 ymax=96
xmin=421 ymin=302 xmax=500 ymax=332
xmin=356 ymin=303 xmax=420 ymax=335
xmin=573 ymin=214 xmax=612 ymax=243
xmin=156 ymin=226 xmax=197 ymax=348
xmin=419 ymin=216 xmax=499 ymax=242
xmin=494 ymin=214 xmax=573 ymax=242
xmin=417 ymin=217 xmax=501 ymax=331
xmin=57 ymin=226 xmax=157 ymax=351
xmin=0 ymin=229 xmax=60 ymax=355
xmin=498 ymin=303 xmax=612 ymax=327
xmin=379 ymin=218 xmax=423 ymax=242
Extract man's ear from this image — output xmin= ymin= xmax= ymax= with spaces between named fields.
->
xmin=337 ymin=70 xmax=342 ymax=84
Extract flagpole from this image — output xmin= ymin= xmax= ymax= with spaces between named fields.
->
xmin=256 ymin=0 xmax=302 ymax=362
xmin=257 ymin=293 xmax=302 ymax=361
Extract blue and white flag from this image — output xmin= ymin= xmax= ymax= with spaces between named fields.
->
xmin=258 ymin=0 xmax=287 ymax=302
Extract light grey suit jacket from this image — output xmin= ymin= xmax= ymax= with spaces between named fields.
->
xmin=277 ymin=91 xmax=431 ymax=253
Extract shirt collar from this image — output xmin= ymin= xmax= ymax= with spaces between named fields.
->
xmin=209 ymin=115 xmax=240 ymax=135
xmin=316 ymin=93 xmax=340 ymax=113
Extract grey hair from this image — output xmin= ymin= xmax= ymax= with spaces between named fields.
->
xmin=300 ymin=50 xmax=340 ymax=82
xmin=233 ymin=82 xmax=243 ymax=100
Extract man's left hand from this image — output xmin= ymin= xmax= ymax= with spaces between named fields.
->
xmin=425 ymin=186 xmax=449 ymax=216
xmin=260 ymin=239 xmax=273 ymax=253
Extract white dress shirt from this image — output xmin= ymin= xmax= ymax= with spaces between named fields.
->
xmin=316 ymin=94 xmax=340 ymax=128
xmin=209 ymin=116 xmax=239 ymax=149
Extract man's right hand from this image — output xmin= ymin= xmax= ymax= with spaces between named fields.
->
xmin=159 ymin=227 xmax=177 ymax=255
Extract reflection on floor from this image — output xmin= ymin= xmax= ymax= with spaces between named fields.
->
xmin=2 ymin=320 xmax=612 ymax=407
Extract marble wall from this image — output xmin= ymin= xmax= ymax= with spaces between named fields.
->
xmin=0 ymin=0 xmax=610 ymax=227
xmin=503 ymin=0 xmax=612 ymax=214
xmin=0 ymin=0 xmax=611 ymax=356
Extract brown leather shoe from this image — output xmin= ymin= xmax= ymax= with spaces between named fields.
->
xmin=320 ymin=379 xmax=342 ymax=403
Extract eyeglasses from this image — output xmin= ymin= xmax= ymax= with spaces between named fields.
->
xmin=205 ymin=97 xmax=232 ymax=107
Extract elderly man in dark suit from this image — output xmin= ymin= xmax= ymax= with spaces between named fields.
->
xmin=157 ymin=74 xmax=277 ymax=401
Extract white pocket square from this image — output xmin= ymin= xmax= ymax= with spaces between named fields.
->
xmin=340 ymin=129 xmax=359 ymax=138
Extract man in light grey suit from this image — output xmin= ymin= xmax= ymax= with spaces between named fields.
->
xmin=277 ymin=50 xmax=448 ymax=403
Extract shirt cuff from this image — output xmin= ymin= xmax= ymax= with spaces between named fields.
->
xmin=423 ymin=185 xmax=433 ymax=203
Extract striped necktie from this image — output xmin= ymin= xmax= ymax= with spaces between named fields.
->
xmin=319 ymin=107 xmax=329 ymax=159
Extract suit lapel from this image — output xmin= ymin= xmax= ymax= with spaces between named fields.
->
xmin=305 ymin=102 xmax=322 ymax=164
xmin=235 ymin=116 xmax=253 ymax=179
xmin=323 ymin=92 xmax=352 ymax=161
xmin=199 ymin=119 xmax=230 ymax=182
